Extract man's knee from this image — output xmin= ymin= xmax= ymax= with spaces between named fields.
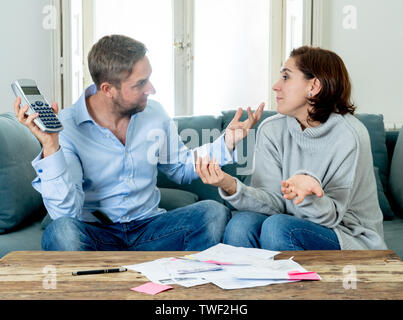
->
xmin=194 ymin=200 xmax=231 ymax=242
xmin=41 ymin=217 xmax=88 ymax=251
xmin=197 ymin=200 xmax=231 ymax=224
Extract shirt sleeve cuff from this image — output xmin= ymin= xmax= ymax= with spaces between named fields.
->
xmin=209 ymin=133 xmax=238 ymax=165
xmin=31 ymin=147 xmax=67 ymax=181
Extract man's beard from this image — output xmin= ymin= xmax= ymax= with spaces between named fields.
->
xmin=113 ymin=95 xmax=146 ymax=117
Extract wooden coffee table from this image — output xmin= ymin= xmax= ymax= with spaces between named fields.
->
xmin=0 ymin=250 xmax=402 ymax=300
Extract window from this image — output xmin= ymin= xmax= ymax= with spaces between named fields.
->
xmin=91 ymin=0 xmax=175 ymax=116
xmin=284 ymin=0 xmax=313 ymax=62
xmin=57 ymin=0 xmax=311 ymax=115
xmin=285 ymin=0 xmax=304 ymax=61
xmin=193 ymin=0 xmax=271 ymax=115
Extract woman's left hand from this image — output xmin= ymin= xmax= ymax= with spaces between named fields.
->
xmin=281 ymin=174 xmax=324 ymax=205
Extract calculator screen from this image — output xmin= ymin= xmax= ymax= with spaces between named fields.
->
xmin=22 ymin=86 xmax=40 ymax=95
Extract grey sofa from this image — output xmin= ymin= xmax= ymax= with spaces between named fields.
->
xmin=1 ymin=110 xmax=402 ymax=259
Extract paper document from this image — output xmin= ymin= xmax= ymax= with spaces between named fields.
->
xmin=123 ymin=244 xmax=319 ymax=290
xmin=164 ymin=258 xmax=222 ymax=274
xmin=188 ymin=243 xmax=280 ymax=265
xmin=226 ymin=258 xmax=307 ymax=280
xmin=124 ymin=257 xmax=210 ymax=287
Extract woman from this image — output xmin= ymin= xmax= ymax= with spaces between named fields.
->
xmin=196 ymin=46 xmax=387 ymax=251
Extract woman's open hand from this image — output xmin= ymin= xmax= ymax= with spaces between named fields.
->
xmin=281 ymin=174 xmax=323 ymax=205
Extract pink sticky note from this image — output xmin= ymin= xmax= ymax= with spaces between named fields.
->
xmin=288 ymin=271 xmax=321 ymax=281
xmin=131 ymin=282 xmax=173 ymax=295
xmin=203 ymin=260 xmax=233 ymax=265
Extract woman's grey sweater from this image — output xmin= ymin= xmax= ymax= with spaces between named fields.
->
xmin=219 ymin=113 xmax=387 ymax=250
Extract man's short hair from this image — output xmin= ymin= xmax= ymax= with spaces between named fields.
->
xmin=88 ymin=34 xmax=147 ymax=89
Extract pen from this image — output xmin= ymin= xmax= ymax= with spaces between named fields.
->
xmin=72 ymin=267 xmax=127 ymax=276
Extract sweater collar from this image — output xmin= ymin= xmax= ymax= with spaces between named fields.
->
xmin=286 ymin=113 xmax=342 ymax=149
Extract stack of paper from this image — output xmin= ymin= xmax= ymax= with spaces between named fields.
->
xmin=124 ymin=243 xmax=320 ymax=290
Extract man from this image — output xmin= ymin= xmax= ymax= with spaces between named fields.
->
xmin=14 ymin=34 xmax=264 ymax=251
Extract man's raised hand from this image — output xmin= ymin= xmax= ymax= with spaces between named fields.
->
xmin=224 ymin=102 xmax=265 ymax=150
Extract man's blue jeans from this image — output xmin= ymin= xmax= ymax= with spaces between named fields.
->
xmin=42 ymin=200 xmax=230 ymax=251
xmin=223 ymin=212 xmax=341 ymax=251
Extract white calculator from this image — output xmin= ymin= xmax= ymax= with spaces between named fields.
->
xmin=11 ymin=79 xmax=63 ymax=132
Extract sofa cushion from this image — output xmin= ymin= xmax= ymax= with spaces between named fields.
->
xmin=157 ymin=171 xmax=223 ymax=203
xmin=355 ymin=114 xmax=389 ymax=190
xmin=175 ymin=114 xmax=223 ymax=148
xmin=389 ymin=126 xmax=403 ymax=217
xmin=0 ymin=113 xmax=44 ymax=234
xmin=374 ymin=167 xmax=394 ymax=220
xmin=157 ymin=114 xmax=224 ymax=203
xmin=383 ymin=216 xmax=403 ymax=259
xmin=158 ymin=188 xmax=199 ymax=211
xmin=0 ymin=220 xmax=44 ymax=258
xmin=386 ymin=130 xmax=400 ymax=168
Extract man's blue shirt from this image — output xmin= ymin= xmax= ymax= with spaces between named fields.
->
xmin=31 ymin=85 xmax=235 ymax=223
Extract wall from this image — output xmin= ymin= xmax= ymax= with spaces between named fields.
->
xmin=321 ymin=0 xmax=403 ymax=127
xmin=0 ymin=0 xmax=54 ymax=114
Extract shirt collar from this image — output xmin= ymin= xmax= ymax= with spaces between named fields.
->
xmin=74 ymin=84 xmax=98 ymax=126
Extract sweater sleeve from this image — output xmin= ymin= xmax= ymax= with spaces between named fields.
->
xmin=219 ymin=124 xmax=286 ymax=215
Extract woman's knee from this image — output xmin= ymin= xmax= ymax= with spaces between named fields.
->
xmin=260 ymin=214 xmax=296 ymax=250
xmin=223 ymin=211 xmax=266 ymax=247
xmin=261 ymin=214 xmax=294 ymax=232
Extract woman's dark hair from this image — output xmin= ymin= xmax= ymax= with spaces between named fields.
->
xmin=290 ymin=46 xmax=356 ymax=124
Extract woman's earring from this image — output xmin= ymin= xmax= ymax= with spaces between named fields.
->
xmin=309 ymin=93 xmax=313 ymax=97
